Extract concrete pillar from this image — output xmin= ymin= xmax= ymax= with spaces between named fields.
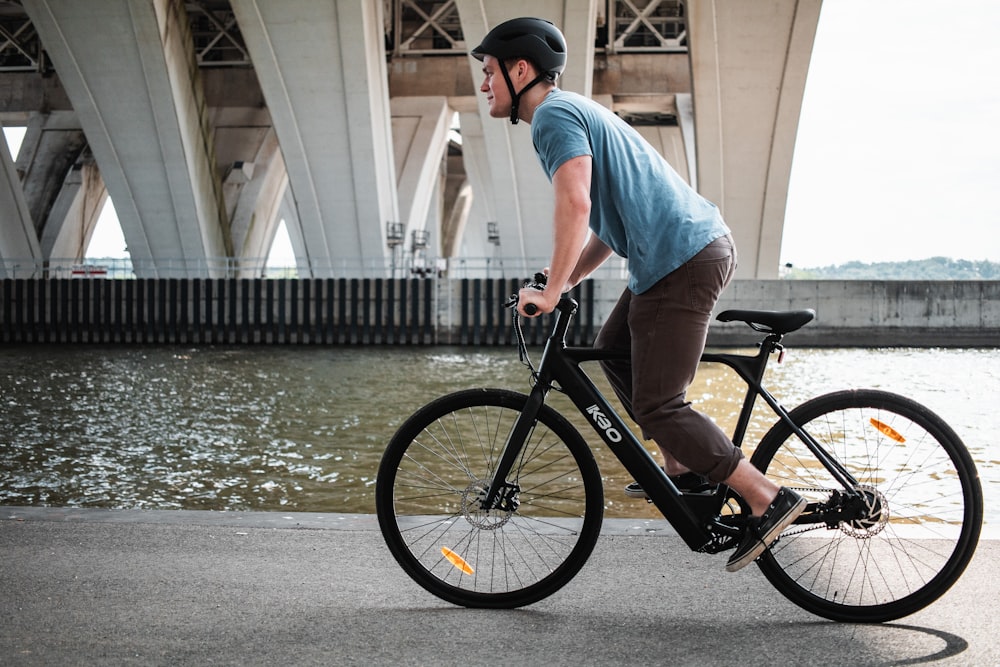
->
xmin=22 ymin=0 xmax=230 ymax=277
xmin=390 ymin=96 xmax=451 ymax=257
xmin=0 ymin=121 xmax=41 ymax=275
xmin=14 ymin=111 xmax=109 ymax=264
xmin=558 ymin=0 xmax=597 ymax=98
xmin=441 ymin=181 xmax=473 ymax=259
xmin=39 ymin=162 xmax=108 ymax=261
xmin=688 ymin=0 xmax=822 ymax=278
xmin=219 ymin=124 xmax=289 ymax=276
xmin=231 ymin=0 xmax=398 ymax=278
xmin=676 ymin=93 xmax=697 ymax=191
xmin=451 ymin=103 xmax=494 ymax=261
xmin=14 ymin=112 xmax=86 ymax=243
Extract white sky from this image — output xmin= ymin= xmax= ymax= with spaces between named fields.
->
xmin=3 ymin=0 xmax=999 ymax=268
xmin=781 ymin=0 xmax=1000 ymax=267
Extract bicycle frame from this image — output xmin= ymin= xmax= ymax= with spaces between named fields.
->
xmin=486 ymin=296 xmax=863 ymax=552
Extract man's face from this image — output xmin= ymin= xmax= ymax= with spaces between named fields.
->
xmin=479 ymin=55 xmax=512 ymax=119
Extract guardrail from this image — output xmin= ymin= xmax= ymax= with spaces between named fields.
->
xmin=0 ymin=256 xmax=630 ymax=281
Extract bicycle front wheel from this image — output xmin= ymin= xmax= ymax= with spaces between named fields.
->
xmin=751 ymin=389 xmax=982 ymax=623
xmin=376 ymin=388 xmax=604 ymax=608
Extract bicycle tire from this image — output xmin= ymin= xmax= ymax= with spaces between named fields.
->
xmin=750 ymin=389 xmax=982 ymax=623
xmin=376 ymin=388 xmax=604 ymax=608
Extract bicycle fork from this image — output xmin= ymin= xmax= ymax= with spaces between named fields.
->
xmin=480 ymin=383 xmax=548 ymax=512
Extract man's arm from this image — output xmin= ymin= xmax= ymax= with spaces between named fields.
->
xmin=518 ymin=155 xmax=592 ymax=316
xmin=566 ymin=234 xmax=613 ymax=289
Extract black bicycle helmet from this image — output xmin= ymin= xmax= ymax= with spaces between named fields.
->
xmin=471 ymin=17 xmax=567 ymax=124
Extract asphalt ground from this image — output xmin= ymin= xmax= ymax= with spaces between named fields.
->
xmin=1 ymin=507 xmax=997 ymax=667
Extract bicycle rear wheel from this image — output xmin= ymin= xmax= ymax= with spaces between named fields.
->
xmin=376 ymin=388 xmax=603 ymax=608
xmin=751 ymin=389 xmax=982 ymax=623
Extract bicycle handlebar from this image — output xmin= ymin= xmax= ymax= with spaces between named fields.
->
xmin=506 ymin=272 xmax=548 ymax=316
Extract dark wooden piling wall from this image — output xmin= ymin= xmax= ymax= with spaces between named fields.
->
xmin=0 ymin=278 xmax=597 ymax=346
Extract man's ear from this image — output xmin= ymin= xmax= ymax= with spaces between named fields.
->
xmin=516 ymin=58 xmax=531 ymax=79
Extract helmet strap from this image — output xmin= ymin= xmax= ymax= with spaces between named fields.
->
xmin=500 ymin=62 xmax=549 ymax=125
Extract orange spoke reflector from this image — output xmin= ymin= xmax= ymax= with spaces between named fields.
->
xmin=441 ymin=546 xmax=475 ymax=575
xmin=870 ymin=418 xmax=906 ymax=443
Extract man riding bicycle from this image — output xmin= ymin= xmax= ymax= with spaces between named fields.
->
xmin=471 ymin=17 xmax=805 ymax=571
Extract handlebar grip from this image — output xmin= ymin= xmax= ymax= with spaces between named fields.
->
xmin=523 ymin=303 xmax=538 ymax=316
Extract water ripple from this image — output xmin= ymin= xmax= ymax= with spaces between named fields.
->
xmin=1 ymin=345 xmax=996 ymax=521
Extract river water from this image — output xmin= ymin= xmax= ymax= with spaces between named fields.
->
xmin=1 ymin=344 xmax=997 ymax=526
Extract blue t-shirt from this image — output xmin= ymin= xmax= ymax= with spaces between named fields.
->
xmin=531 ymin=89 xmax=730 ymax=294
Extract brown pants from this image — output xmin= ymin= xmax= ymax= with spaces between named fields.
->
xmin=595 ymin=234 xmax=741 ymax=482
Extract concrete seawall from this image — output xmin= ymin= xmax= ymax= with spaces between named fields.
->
xmin=1 ymin=278 xmax=997 ymax=347
xmin=711 ymin=280 xmax=1000 ymax=346
xmin=586 ymin=279 xmax=1000 ymax=347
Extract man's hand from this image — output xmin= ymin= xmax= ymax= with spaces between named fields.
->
xmin=517 ymin=285 xmax=559 ymax=317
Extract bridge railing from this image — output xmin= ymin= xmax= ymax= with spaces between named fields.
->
xmin=0 ymin=256 xmax=630 ymax=281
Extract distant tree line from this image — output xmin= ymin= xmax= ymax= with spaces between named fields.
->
xmin=783 ymin=257 xmax=1000 ymax=280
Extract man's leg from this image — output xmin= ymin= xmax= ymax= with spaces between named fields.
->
xmin=595 ymin=288 xmax=634 ymax=418
xmin=597 ymin=286 xmax=699 ymax=486
xmin=627 ymin=236 xmax=742 ymax=482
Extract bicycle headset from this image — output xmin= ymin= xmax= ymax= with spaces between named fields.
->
xmin=471 ymin=17 xmax=567 ymax=125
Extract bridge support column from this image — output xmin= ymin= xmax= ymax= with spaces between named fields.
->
xmin=231 ymin=0 xmax=398 ymax=278
xmin=39 ymin=162 xmax=108 ymax=262
xmin=0 ymin=122 xmax=41 ymax=275
xmin=221 ymin=126 xmax=289 ymax=278
xmin=688 ymin=0 xmax=822 ymax=279
xmin=22 ymin=0 xmax=230 ymax=277
xmin=391 ymin=96 xmax=452 ymax=267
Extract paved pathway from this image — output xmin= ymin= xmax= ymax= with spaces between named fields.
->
xmin=2 ymin=507 xmax=997 ymax=666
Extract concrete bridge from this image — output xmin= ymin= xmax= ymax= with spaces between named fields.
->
xmin=0 ymin=0 xmax=821 ymax=280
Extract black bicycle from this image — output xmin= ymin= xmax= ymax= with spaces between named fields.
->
xmin=375 ymin=278 xmax=983 ymax=623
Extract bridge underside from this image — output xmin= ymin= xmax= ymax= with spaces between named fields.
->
xmin=0 ymin=0 xmax=821 ymax=279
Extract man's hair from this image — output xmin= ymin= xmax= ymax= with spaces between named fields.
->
xmin=501 ymin=56 xmax=559 ymax=83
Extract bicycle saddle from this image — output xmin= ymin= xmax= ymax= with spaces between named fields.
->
xmin=716 ymin=309 xmax=816 ymax=334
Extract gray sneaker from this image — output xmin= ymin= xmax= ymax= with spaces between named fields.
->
xmin=726 ymin=487 xmax=807 ymax=572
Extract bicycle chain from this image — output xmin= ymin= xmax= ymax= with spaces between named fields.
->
xmin=776 ymin=485 xmax=888 ymax=540
xmin=780 ymin=523 xmax=826 ymax=538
